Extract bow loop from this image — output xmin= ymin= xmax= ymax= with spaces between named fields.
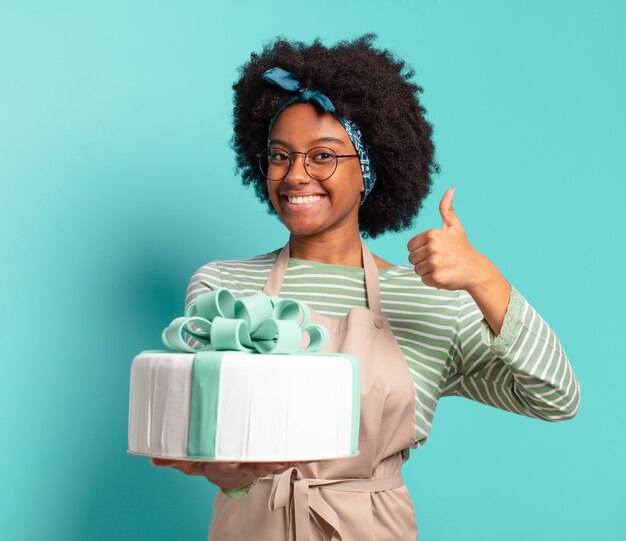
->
xmin=268 ymin=468 xmax=343 ymax=541
xmin=268 ymin=467 xmax=301 ymax=512
xmin=161 ymin=288 xmax=327 ymax=355
xmin=233 ymin=292 xmax=274 ymax=333
xmin=270 ymin=296 xmax=310 ymax=328
xmin=161 ymin=316 xmax=211 ymax=353
xmin=262 ymin=67 xmax=336 ymax=114
xmin=262 ymin=67 xmax=302 ymax=93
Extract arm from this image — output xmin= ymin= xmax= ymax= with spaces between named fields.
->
xmin=407 ymin=187 xmax=580 ymax=420
xmin=442 ymin=286 xmax=580 ymax=421
xmin=464 ymin=252 xmax=511 ymax=337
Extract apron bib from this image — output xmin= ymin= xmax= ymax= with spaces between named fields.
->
xmin=208 ymin=240 xmax=418 ymax=541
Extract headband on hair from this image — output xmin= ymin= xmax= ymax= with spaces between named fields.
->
xmin=262 ymin=67 xmax=376 ymax=204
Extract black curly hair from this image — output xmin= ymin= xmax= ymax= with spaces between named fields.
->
xmin=231 ymin=33 xmax=439 ymax=238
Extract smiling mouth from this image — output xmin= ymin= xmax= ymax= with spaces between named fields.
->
xmin=281 ymin=194 xmax=326 ymax=206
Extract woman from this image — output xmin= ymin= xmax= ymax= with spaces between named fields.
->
xmin=153 ymin=34 xmax=580 ymax=540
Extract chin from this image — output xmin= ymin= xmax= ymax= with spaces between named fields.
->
xmin=281 ymin=216 xmax=326 ymax=237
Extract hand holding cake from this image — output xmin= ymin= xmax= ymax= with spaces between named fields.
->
xmin=151 ymin=459 xmax=307 ymax=489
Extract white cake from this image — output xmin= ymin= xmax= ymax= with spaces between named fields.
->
xmin=128 ymin=350 xmax=361 ymax=461
xmin=128 ymin=288 xmax=361 ymax=461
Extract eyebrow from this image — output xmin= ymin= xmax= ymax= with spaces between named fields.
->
xmin=269 ymin=136 xmax=347 ymax=147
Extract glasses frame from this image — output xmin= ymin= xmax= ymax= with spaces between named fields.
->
xmin=256 ymin=146 xmax=359 ymax=182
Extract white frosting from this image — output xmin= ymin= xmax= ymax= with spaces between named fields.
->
xmin=216 ymin=353 xmax=354 ymax=461
xmin=128 ymin=352 xmax=358 ymax=461
xmin=128 ymin=353 xmax=194 ymax=457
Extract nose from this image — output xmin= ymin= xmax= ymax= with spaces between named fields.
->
xmin=283 ymin=152 xmax=310 ymax=184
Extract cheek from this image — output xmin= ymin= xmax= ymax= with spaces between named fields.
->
xmin=347 ymin=162 xmax=364 ymax=190
xmin=342 ymin=165 xmax=365 ymax=199
xmin=266 ymin=182 xmax=280 ymax=207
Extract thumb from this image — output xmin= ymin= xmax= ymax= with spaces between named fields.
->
xmin=439 ymin=187 xmax=461 ymax=229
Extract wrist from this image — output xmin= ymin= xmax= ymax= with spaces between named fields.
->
xmin=464 ymin=254 xmax=511 ymax=336
xmin=465 ymin=252 xmax=500 ymax=296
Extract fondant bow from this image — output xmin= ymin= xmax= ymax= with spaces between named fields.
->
xmin=161 ymin=288 xmax=328 ymax=355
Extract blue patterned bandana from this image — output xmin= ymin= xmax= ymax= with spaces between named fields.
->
xmin=262 ymin=67 xmax=376 ymax=204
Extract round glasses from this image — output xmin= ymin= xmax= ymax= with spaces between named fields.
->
xmin=256 ymin=146 xmax=359 ymax=182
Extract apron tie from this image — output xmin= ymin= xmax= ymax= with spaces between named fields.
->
xmin=266 ymin=467 xmax=405 ymax=541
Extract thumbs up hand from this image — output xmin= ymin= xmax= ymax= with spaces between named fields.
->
xmin=407 ymin=187 xmax=487 ymax=291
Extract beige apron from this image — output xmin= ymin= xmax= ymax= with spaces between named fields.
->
xmin=208 ymin=240 xmax=418 ymax=541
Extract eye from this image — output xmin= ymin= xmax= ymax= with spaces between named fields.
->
xmin=269 ymin=148 xmax=289 ymax=162
xmin=311 ymin=150 xmax=335 ymax=162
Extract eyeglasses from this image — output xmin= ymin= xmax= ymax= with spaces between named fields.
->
xmin=256 ymin=146 xmax=359 ymax=181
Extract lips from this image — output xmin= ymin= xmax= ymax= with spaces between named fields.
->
xmin=280 ymin=193 xmax=327 ymax=211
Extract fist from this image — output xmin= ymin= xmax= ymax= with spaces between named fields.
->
xmin=407 ymin=187 xmax=485 ymax=291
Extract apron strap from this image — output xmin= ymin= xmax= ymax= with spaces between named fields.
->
xmin=262 ymin=239 xmax=383 ymax=315
xmin=264 ymin=468 xmax=404 ymax=541
xmin=360 ymin=239 xmax=382 ymax=315
xmin=263 ymin=243 xmax=290 ymax=298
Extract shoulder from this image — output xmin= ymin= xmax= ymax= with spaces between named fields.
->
xmin=190 ymin=252 xmax=278 ymax=282
xmin=185 ymin=252 xmax=278 ymax=308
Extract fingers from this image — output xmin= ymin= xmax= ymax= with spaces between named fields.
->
xmin=152 ymin=459 xmax=238 ymax=478
xmin=170 ymin=461 xmax=204 ymax=476
xmin=413 ymin=259 xmax=431 ymax=277
xmin=152 ymin=458 xmax=195 ymax=470
xmin=151 ymin=459 xmax=308 ymax=479
xmin=252 ymin=463 xmax=279 ymax=477
xmin=272 ymin=462 xmax=306 ymax=474
xmin=152 ymin=458 xmax=175 ymax=467
xmin=250 ymin=461 xmax=309 ymax=477
xmin=420 ymin=272 xmax=435 ymax=288
xmin=408 ymin=244 xmax=429 ymax=266
xmin=407 ymin=230 xmax=430 ymax=252
xmin=217 ymin=462 xmax=240 ymax=473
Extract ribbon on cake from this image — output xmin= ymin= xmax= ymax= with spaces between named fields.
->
xmin=161 ymin=288 xmax=328 ymax=354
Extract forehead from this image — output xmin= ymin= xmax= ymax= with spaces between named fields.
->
xmin=269 ymin=103 xmax=349 ymax=146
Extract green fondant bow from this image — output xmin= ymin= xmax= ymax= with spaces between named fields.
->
xmin=161 ymin=288 xmax=328 ymax=354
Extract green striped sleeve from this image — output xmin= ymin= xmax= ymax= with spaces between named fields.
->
xmin=220 ymin=479 xmax=258 ymax=500
xmin=443 ymin=287 xmax=580 ymax=421
xmin=185 ymin=261 xmax=222 ymax=308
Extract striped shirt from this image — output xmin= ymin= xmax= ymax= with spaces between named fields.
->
xmin=185 ymin=252 xmax=580 ymax=452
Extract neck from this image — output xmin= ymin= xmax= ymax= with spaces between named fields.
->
xmin=288 ymin=225 xmax=363 ymax=267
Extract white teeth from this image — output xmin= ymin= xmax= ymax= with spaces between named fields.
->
xmin=287 ymin=195 xmax=323 ymax=205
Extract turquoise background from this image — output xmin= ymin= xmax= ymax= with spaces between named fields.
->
xmin=1 ymin=0 xmax=624 ymax=539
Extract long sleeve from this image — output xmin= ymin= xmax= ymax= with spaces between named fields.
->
xmin=185 ymin=262 xmax=222 ymax=308
xmin=183 ymin=262 xmax=221 ymax=350
xmin=442 ymin=286 xmax=580 ymax=421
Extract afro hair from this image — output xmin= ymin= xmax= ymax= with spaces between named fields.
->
xmin=231 ymin=33 xmax=439 ymax=238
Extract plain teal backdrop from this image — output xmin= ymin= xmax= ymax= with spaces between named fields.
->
xmin=1 ymin=0 xmax=624 ymax=539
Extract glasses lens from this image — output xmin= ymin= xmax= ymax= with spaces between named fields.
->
xmin=305 ymin=147 xmax=337 ymax=181
xmin=259 ymin=147 xmax=339 ymax=181
xmin=259 ymin=148 xmax=290 ymax=181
